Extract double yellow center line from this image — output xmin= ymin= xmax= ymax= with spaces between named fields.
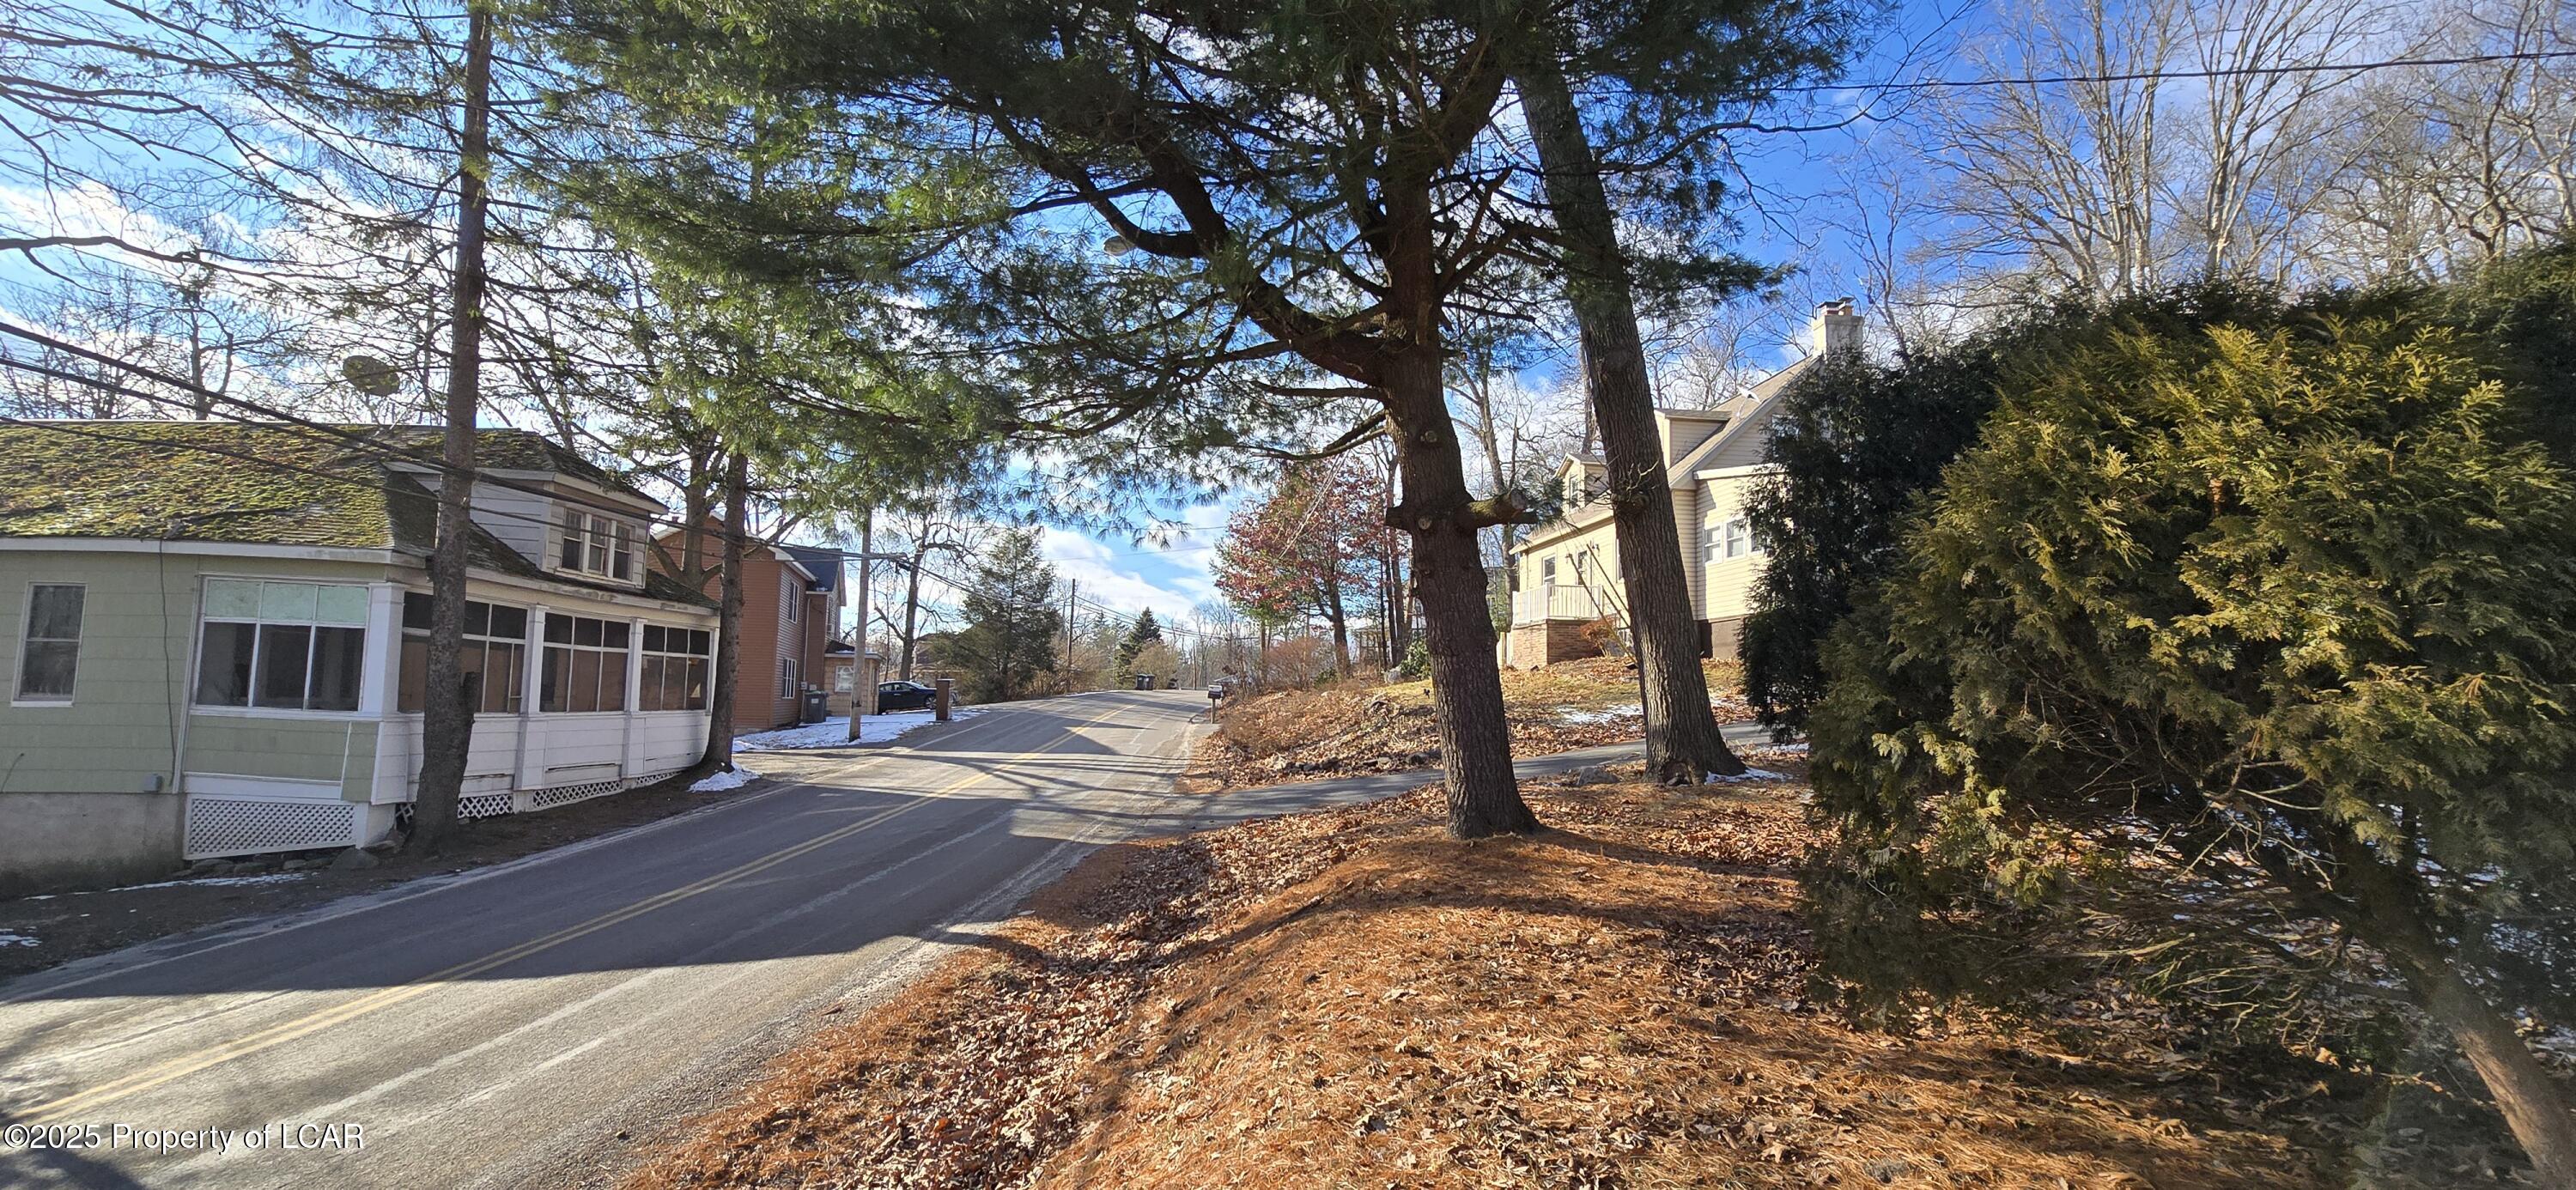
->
xmin=22 ymin=701 xmax=1130 ymax=1125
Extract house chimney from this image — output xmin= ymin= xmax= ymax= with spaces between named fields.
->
xmin=1811 ymin=297 xmax=1863 ymax=357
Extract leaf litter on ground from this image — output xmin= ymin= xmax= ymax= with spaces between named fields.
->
xmin=625 ymin=756 xmax=2489 ymax=1190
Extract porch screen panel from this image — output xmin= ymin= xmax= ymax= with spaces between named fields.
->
xmin=398 ymin=592 xmax=530 ymax=713
xmin=637 ymin=623 xmax=712 ymax=711
xmin=539 ymin=612 xmax=634 ymax=713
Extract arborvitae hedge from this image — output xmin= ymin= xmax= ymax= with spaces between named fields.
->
xmin=1801 ymin=300 xmax=2576 ymax=1175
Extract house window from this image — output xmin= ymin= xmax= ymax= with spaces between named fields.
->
xmin=1722 ymin=517 xmax=1754 ymax=559
xmin=1540 ymin=557 xmax=1557 ymax=586
xmin=556 ymin=509 xmax=636 ymax=581
xmin=781 ymin=574 xmax=799 ymax=624
xmin=777 ymin=657 xmax=799 ymax=699
xmin=194 ymin=579 xmax=368 ymax=711
xmin=15 ymin=583 xmax=84 ymax=701
xmin=538 ymin=614 xmax=630 ymax=713
xmin=638 ymin=624 xmax=712 ymax=711
xmin=397 ymin=593 xmax=529 ymax=713
xmin=1700 ymin=525 xmax=1721 ymax=563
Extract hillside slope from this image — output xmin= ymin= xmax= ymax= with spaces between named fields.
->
xmin=628 ymin=757 xmax=2468 ymax=1189
xmin=1187 ymin=658 xmax=1753 ymax=789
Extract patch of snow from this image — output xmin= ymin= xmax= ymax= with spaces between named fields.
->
xmin=0 ymin=932 xmax=37 ymax=947
xmin=691 ymin=765 xmax=760 ymax=793
xmin=1555 ymin=703 xmax=1643 ymax=726
xmin=107 ymin=873 xmax=309 ymax=893
xmin=1708 ymin=768 xmax=1791 ymax=783
xmin=732 ymin=708 xmax=985 ymax=753
xmin=1759 ymin=742 xmax=1810 ymax=755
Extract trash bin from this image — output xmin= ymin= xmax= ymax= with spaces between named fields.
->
xmin=1133 ymin=674 xmax=1155 ymax=690
xmin=800 ymin=689 xmax=829 ymax=724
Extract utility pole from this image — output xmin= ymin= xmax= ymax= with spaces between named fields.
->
xmin=1063 ymin=578 xmax=1078 ymax=689
xmin=846 ymin=507 xmax=873 ymax=741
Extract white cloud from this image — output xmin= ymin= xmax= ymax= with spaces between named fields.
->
xmin=1037 ymin=526 xmax=1207 ymax=619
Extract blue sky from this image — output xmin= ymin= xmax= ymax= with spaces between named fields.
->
xmin=1032 ymin=506 xmax=1228 ymax=619
xmin=1034 ymin=3 xmax=1955 ymax=616
xmin=0 ymin=0 xmax=1977 ymax=629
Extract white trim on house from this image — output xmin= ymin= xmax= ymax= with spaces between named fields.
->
xmin=185 ymin=773 xmax=345 ymax=801
xmin=189 ymin=706 xmax=374 ymax=722
xmin=384 ymin=562 xmax=716 ymax=617
xmin=0 ymin=538 xmax=401 ymax=563
xmin=488 ymin=468 xmax=667 ymax=513
xmin=1690 ymin=464 xmax=1772 ymax=483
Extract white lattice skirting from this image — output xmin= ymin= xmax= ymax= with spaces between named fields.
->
xmin=185 ymin=798 xmax=363 ymax=859
xmin=459 ymin=792 xmax=516 ymax=820
xmin=185 ymin=770 xmax=685 ymax=858
xmin=457 ymin=771 xmax=683 ymax=821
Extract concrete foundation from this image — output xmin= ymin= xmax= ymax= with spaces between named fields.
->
xmin=0 ymin=791 xmax=186 ymax=896
xmin=1707 ymin=616 xmax=1745 ymax=662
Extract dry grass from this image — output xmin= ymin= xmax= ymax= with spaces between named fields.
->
xmin=629 ymin=759 xmax=2405 ymax=1190
xmin=1185 ymin=658 xmax=1751 ymax=790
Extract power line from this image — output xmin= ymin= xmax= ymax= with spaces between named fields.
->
xmin=1783 ymin=47 xmax=2576 ymax=96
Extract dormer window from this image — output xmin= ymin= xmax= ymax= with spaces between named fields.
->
xmin=558 ymin=507 xmax=635 ymax=580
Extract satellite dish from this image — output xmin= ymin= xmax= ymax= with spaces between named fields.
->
xmin=341 ymin=355 xmax=401 ymax=397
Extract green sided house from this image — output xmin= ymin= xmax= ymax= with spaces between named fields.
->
xmin=0 ymin=421 xmax=720 ymax=894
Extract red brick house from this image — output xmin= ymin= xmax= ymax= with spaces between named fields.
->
xmin=650 ymin=530 xmax=846 ymax=731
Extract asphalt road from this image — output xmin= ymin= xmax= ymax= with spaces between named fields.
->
xmin=0 ymin=690 xmax=1765 ymax=1189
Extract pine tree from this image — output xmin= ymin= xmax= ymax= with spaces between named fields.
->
xmin=1113 ymin=609 xmax=1163 ymax=683
xmin=555 ymin=0 xmax=1558 ymax=835
xmin=951 ymin=531 xmax=1063 ymax=704
xmin=1805 ymin=306 xmax=2576 ymax=1181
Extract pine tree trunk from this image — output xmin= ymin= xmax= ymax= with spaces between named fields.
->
xmin=898 ymin=548 xmax=926 ymax=682
xmin=701 ymin=451 xmax=747 ymax=768
xmin=1516 ymin=55 xmax=1743 ymax=781
xmin=2339 ymin=839 xmax=2576 ymax=1184
xmin=408 ymin=5 xmax=493 ymax=853
xmin=680 ymin=447 xmax=709 ymax=577
xmin=1372 ymin=153 xmax=1536 ymax=838
xmin=2413 ymin=956 xmax=2576 ymax=1185
xmin=1385 ymin=357 xmax=1536 ymax=838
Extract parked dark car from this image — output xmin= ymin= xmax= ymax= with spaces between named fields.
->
xmin=876 ymin=680 xmax=939 ymax=712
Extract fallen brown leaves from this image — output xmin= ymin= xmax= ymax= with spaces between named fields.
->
xmin=630 ymin=762 xmax=2403 ymax=1190
xmin=1183 ymin=659 xmax=1753 ymax=792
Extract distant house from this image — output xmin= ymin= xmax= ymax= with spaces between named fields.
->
xmin=0 ymin=421 xmax=719 ymax=893
xmin=648 ymin=531 xmax=846 ymax=731
xmin=1503 ymin=301 xmax=1863 ymax=668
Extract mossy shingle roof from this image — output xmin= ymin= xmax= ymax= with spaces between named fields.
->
xmin=0 ymin=421 xmax=707 ymax=607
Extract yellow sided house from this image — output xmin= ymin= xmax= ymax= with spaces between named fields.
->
xmin=0 ymin=422 xmax=719 ymax=893
xmin=1504 ymin=301 xmax=1863 ymax=668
